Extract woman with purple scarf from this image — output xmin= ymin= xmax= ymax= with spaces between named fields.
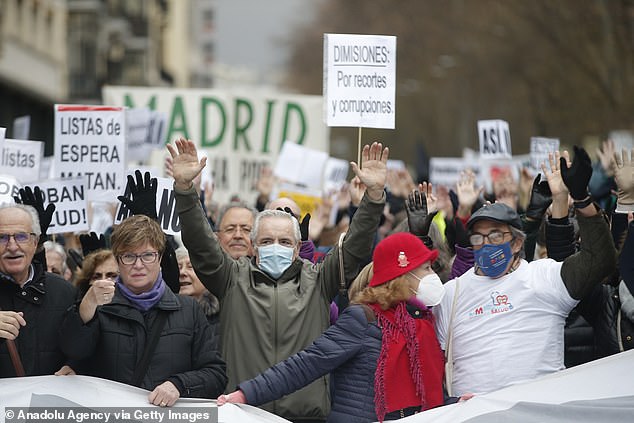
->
xmin=60 ymin=215 xmax=227 ymax=407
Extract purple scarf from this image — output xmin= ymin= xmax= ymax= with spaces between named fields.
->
xmin=117 ymin=272 xmax=166 ymax=312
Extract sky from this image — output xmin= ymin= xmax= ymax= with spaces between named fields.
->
xmin=214 ymin=0 xmax=323 ymax=83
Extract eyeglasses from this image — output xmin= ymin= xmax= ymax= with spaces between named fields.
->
xmin=469 ymin=230 xmax=512 ymax=246
xmin=91 ymin=272 xmax=119 ymax=281
xmin=0 ymin=232 xmax=36 ymax=245
xmin=117 ymin=252 xmax=160 ymax=265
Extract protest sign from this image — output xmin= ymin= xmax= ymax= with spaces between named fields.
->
xmin=147 ymin=110 xmax=167 ymax=149
xmin=0 ymin=174 xmax=21 ymax=204
xmin=27 ymin=177 xmax=89 ymax=234
xmin=530 ymin=137 xmax=559 ymax=174
xmin=0 ymin=138 xmax=43 ymax=183
xmin=478 ymin=119 xmax=512 ymax=159
xmin=114 ymin=174 xmax=180 ymax=235
xmin=273 ymin=142 xmax=329 ymax=189
xmin=0 ymin=127 xmax=5 ymax=143
xmin=54 ymin=105 xmax=126 ymax=202
xmin=102 ymin=86 xmax=328 ymax=205
xmin=323 ymin=33 xmax=397 ymax=129
xmin=125 ymin=108 xmax=152 ymax=162
xmin=429 ymin=157 xmax=481 ymax=188
xmin=12 ymin=115 xmax=30 ymax=140
xmin=275 ymin=183 xmax=323 ymax=219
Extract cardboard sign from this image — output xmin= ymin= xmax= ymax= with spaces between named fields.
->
xmin=0 ymin=138 xmax=43 ymax=183
xmin=26 ymin=177 xmax=89 ymax=234
xmin=0 ymin=174 xmax=21 ymax=204
xmin=54 ymin=105 xmax=126 ymax=202
xmin=273 ymin=142 xmax=329 ymax=189
xmin=102 ymin=86 xmax=328 ymax=205
xmin=478 ymin=119 xmax=512 ymax=159
xmin=12 ymin=115 xmax=30 ymax=140
xmin=114 ymin=174 xmax=180 ymax=235
xmin=530 ymin=137 xmax=560 ymax=173
xmin=324 ymin=33 xmax=397 ymax=129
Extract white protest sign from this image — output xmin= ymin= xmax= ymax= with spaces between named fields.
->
xmin=147 ymin=110 xmax=168 ymax=149
xmin=0 ymin=174 xmax=21 ymax=204
xmin=54 ymin=105 xmax=126 ymax=202
xmin=429 ymin=157 xmax=481 ymax=188
xmin=125 ymin=108 xmax=152 ymax=162
xmin=386 ymin=159 xmax=405 ymax=170
xmin=609 ymin=130 xmax=634 ymax=151
xmin=12 ymin=115 xmax=30 ymax=140
xmin=324 ymin=33 xmax=397 ymax=129
xmin=478 ymin=119 xmax=512 ymax=159
xmin=273 ymin=142 xmax=329 ymax=189
xmin=0 ymin=127 xmax=5 ymax=143
xmin=102 ymin=86 xmax=328 ymax=206
xmin=40 ymin=156 xmax=54 ymax=180
xmin=27 ymin=177 xmax=89 ymax=234
xmin=530 ymin=137 xmax=560 ymax=173
xmin=114 ymin=174 xmax=180 ymax=235
xmin=323 ymin=157 xmax=349 ymax=193
xmin=0 ymin=138 xmax=43 ymax=183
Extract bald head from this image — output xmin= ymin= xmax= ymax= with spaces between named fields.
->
xmin=267 ymin=197 xmax=301 ymax=218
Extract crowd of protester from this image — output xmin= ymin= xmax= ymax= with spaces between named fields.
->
xmin=2 ymin=137 xmax=634 ymax=422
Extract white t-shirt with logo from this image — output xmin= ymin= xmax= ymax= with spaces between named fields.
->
xmin=433 ymin=258 xmax=578 ymax=396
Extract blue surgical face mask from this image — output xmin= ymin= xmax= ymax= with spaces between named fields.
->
xmin=474 ymin=241 xmax=513 ymax=278
xmin=257 ymin=243 xmax=295 ymax=279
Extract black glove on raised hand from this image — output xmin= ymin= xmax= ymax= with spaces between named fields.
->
xmin=117 ymin=170 xmax=158 ymax=219
xmin=14 ymin=186 xmax=55 ymax=239
xmin=406 ymin=190 xmax=437 ymax=237
xmin=79 ymin=232 xmax=107 ymax=257
xmin=526 ymin=175 xmax=553 ymax=221
xmin=560 ymin=146 xmax=593 ymax=200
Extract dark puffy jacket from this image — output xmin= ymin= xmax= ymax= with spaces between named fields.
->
xmin=60 ymin=286 xmax=227 ymax=398
xmin=0 ymin=264 xmax=76 ymax=377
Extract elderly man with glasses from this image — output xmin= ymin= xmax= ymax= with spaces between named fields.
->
xmin=433 ymin=147 xmax=617 ymax=398
xmin=0 ymin=204 xmax=77 ymax=377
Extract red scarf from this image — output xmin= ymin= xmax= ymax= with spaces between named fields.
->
xmin=370 ymin=302 xmax=444 ymax=422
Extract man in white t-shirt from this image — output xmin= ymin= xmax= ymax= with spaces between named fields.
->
xmin=434 ymin=147 xmax=617 ymax=396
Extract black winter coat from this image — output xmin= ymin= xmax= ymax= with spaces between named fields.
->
xmin=60 ymin=285 xmax=227 ymax=398
xmin=0 ymin=264 xmax=76 ymax=377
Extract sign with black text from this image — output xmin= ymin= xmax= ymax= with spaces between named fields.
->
xmin=25 ymin=177 xmax=89 ymax=234
xmin=0 ymin=174 xmax=21 ymax=204
xmin=324 ymin=33 xmax=397 ymax=129
xmin=530 ymin=137 xmax=560 ymax=174
xmin=0 ymin=138 xmax=43 ymax=183
xmin=54 ymin=105 xmax=126 ymax=202
xmin=478 ymin=119 xmax=512 ymax=159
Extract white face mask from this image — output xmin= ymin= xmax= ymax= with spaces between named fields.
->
xmin=411 ymin=272 xmax=445 ymax=307
xmin=257 ymin=243 xmax=295 ymax=279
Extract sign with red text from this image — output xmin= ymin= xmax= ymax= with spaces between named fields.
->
xmin=324 ymin=33 xmax=397 ymax=129
xmin=54 ymin=105 xmax=126 ymax=202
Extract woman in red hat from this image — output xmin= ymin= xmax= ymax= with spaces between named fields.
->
xmin=217 ymin=232 xmax=447 ymax=422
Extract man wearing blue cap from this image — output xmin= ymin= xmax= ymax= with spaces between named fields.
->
xmin=434 ymin=147 xmax=617 ymax=397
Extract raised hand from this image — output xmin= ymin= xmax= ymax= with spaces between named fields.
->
xmin=456 ymin=169 xmax=482 ymax=218
xmin=613 ymin=148 xmax=634 ymax=212
xmin=14 ymin=186 xmax=55 ymax=239
xmin=117 ymin=170 xmax=158 ymax=219
xmin=350 ymin=142 xmax=389 ymax=201
xmin=166 ymin=138 xmax=207 ymax=190
xmin=348 ymin=176 xmax=366 ymax=207
xmin=525 ymin=175 xmax=552 ymax=221
xmin=597 ymin=139 xmax=616 ymax=176
xmin=560 ymin=146 xmax=592 ymax=201
xmin=406 ymin=187 xmax=438 ymax=237
xmin=79 ymin=232 xmax=107 ymax=256
xmin=541 ymin=150 xmax=569 ymax=199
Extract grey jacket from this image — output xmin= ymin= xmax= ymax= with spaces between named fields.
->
xmin=175 ymin=185 xmax=385 ymax=420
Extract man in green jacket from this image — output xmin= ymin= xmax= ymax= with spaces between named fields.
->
xmin=169 ymin=138 xmax=389 ymax=422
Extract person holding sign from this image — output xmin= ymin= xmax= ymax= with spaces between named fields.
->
xmin=433 ymin=147 xmax=617 ymax=397
xmin=169 ymin=138 xmax=388 ymax=421
xmin=60 ymin=215 xmax=227 ymax=406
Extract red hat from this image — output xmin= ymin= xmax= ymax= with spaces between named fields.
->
xmin=369 ymin=232 xmax=439 ymax=287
